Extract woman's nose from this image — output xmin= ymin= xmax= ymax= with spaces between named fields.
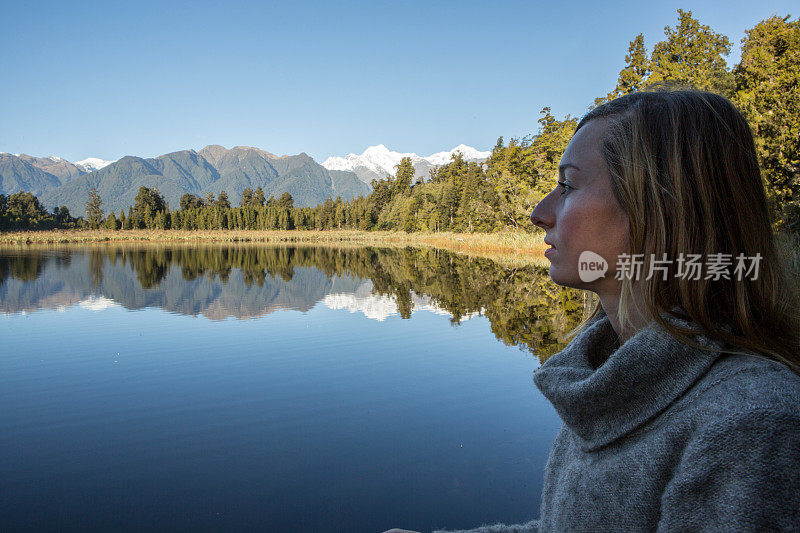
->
xmin=530 ymin=196 xmax=553 ymax=230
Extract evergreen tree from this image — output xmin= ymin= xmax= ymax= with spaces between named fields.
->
xmin=594 ymin=34 xmax=649 ymax=106
xmin=0 ymin=192 xmax=61 ymax=230
xmin=734 ymin=15 xmax=800 ymax=230
xmin=334 ymin=197 xmax=345 ymax=229
xmin=487 ymin=109 xmax=577 ymax=228
xmin=614 ymin=34 xmax=650 ymax=97
xmin=180 ymin=193 xmax=203 ymax=211
xmin=133 ymin=187 xmax=166 ymax=229
xmin=404 ymin=196 xmax=423 ymax=232
xmin=370 ymin=179 xmax=392 ymax=219
xmin=105 ymin=211 xmax=119 ymax=230
xmin=240 ymin=188 xmax=254 ymax=207
xmin=216 ymin=190 xmax=231 ymax=209
xmin=278 ymin=192 xmax=294 ymax=210
xmin=144 ymin=204 xmax=154 ymax=228
xmin=254 ymin=186 xmax=266 ymax=207
xmin=154 ymin=210 xmax=168 ymax=230
xmin=86 ymin=188 xmax=104 ymax=229
xmin=442 ymin=183 xmax=460 ymax=229
xmin=393 ymin=157 xmax=414 ymax=197
xmin=649 ymin=9 xmax=734 ymax=94
xmin=320 ymin=198 xmax=335 ymax=229
xmin=56 ymin=206 xmax=71 ymax=225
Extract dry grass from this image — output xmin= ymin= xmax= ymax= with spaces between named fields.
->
xmin=4 ymin=228 xmax=796 ymax=273
xmin=0 ymin=229 xmax=550 ymax=266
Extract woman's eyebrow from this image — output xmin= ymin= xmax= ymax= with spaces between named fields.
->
xmin=559 ymin=163 xmax=581 ymax=180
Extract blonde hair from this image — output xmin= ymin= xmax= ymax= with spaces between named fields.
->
xmin=570 ymin=90 xmax=800 ymax=372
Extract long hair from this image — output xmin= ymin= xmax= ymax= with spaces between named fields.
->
xmin=570 ymin=90 xmax=800 ymax=372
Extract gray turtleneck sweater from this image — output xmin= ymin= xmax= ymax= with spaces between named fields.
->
xmin=434 ymin=309 xmax=800 ymax=532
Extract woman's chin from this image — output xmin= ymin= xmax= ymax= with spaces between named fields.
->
xmin=548 ymin=267 xmax=576 ymax=288
xmin=548 ymin=267 xmax=595 ymax=291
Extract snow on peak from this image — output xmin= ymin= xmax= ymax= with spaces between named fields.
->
xmin=427 ymin=144 xmax=491 ymax=166
xmin=363 ymin=144 xmax=389 ymax=153
xmin=322 ymin=280 xmax=482 ymax=322
xmin=75 ymin=157 xmax=116 ymax=172
xmin=321 ymin=144 xmax=490 ymax=178
xmin=78 ymin=295 xmax=120 ymax=311
xmin=322 ymin=144 xmax=415 ymax=177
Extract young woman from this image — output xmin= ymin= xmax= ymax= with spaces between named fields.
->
xmin=425 ymin=91 xmax=800 ymax=532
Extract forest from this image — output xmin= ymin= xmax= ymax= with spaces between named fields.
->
xmin=1 ymin=11 xmax=797 ymax=234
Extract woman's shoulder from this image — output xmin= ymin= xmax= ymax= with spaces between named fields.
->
xmin=680 ymin=351 xmax=800 ymax=429
xmin=659 ymin=353 xmax=800 ymax=530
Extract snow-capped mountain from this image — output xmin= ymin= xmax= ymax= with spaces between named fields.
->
xmin=75 ymin=157 xmax=115 ymax=172
xmin=322 ymin=144 xmax=491 ymax=184
xmin=1 ymin=152 xmax=116 ymax=173
xmin=425 ymin=144 xmax=492 ymax=165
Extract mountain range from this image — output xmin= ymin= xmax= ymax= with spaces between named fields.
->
xmin=0 ymin=143 xmax=489 ymax=217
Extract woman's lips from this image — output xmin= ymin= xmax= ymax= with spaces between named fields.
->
xmin=544 ymin=246 xmax=556 ymax=258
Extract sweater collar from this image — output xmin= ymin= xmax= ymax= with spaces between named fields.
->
xmin=533 ymin=307 xmax=727 ymax=451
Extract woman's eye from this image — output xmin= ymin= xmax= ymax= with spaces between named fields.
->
xmin=558 ymin=181 xmax=573 ymax=195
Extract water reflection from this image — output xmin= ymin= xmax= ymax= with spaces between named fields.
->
xmin=0 ymin=245 xmax=588 ymax=358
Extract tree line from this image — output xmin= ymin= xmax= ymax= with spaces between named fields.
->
xmin=2 ymin=10 xmax=797 ymax=233
xmin=0 ymin=191 xmax=80 ymax=231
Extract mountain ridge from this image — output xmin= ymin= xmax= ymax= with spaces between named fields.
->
xmin=1 ymin=142 xmax=488 ymax=217
xmin=28 ymin=145 xmax=371 ymax=216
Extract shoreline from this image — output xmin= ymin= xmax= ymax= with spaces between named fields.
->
xmin=0 ymin=229 xmax=550 ymax=266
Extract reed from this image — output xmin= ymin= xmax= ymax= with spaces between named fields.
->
xmin=0 ymin=229 xmax=550 ymax=264
xmin=5 ymin=229 xmax=796 ymax=273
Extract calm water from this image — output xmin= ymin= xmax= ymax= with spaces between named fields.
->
xmin=0 ymin=245 xmax=585 ymax=532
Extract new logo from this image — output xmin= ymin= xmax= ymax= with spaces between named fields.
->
xmin=578 ymin=251 xmax=608 ymax=282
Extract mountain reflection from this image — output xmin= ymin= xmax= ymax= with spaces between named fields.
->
xmin=0 ymin=245 xmax=588 ymax=357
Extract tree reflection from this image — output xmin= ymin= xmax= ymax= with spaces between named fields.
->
xmin=0 ymin=245 xmax=590 ymax=358
xmin=0 ymin=252 xmax=47 ymax=287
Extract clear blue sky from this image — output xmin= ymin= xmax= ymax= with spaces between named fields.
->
xmin=0 ymin=0 xmax=795 ymax=163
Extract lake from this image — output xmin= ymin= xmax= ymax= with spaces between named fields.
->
xmin=0 ymin=244 xmax=586 ymax=532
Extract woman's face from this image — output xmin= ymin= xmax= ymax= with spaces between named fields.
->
xmin=530 ymin=118 xmax=630 ymax=292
